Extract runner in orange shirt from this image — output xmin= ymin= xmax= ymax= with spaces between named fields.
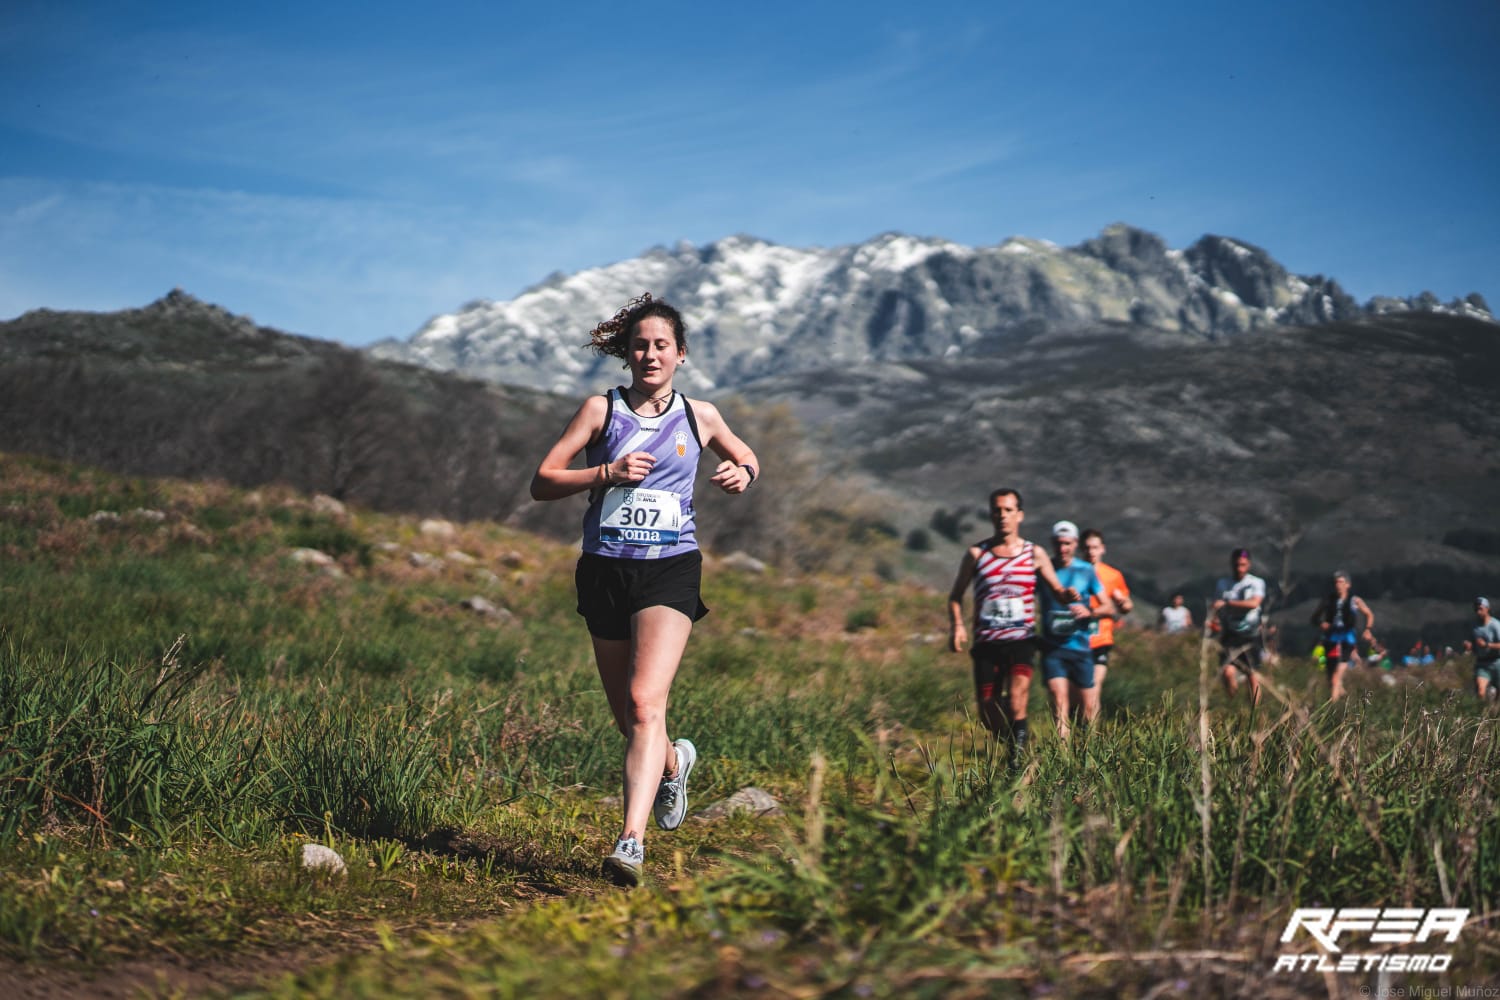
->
xmin=1082 ymin=529 xmax=1133 ymax=700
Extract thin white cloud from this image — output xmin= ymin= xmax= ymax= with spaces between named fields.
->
xmin=1 ymin=2 xmax=1493 ymax=343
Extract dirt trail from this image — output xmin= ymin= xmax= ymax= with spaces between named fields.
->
xmin=0 ymin=947 xmax=334 ymax=999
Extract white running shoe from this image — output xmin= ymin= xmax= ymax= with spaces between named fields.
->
xmin=601 ymin=836 xmax=644 ymax=887
xmin=652 ymin=738 xmax=697 ymax=831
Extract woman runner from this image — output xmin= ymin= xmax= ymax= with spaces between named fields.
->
xmin=530 ymin=293 xmax=759 ymax=886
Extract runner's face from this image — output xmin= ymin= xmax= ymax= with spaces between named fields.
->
xmin=1334 ymin=577 xmax=1350 ymax=597
xmin=1233 ymin=556 xmax=1250 ymax=578
xmin=1054 ymin=536 xmax=1078 ymax=562
xmin=629 ymin=317 xmax=684 ymax=389
xmin=1084 ymin=537 xmax=1105 ymax=564
xmin=989 ymin=495 xmax=1023 ymax=536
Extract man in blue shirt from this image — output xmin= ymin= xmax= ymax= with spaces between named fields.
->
xmin=1473 ymin=597 xmax=1500 ymax=701
xmin=1038 ymin=521 xmax=1115 ymax=741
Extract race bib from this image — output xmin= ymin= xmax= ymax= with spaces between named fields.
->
xmin=1047 ymin=609 xmax=1080 ymax=638
xmin=599 ymin=487 xmax=682 ymax=545
xmin=979 ymin=597 xmax=1024 ymax=630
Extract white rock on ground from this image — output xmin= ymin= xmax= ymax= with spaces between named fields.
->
xmin=720 ymin=551 xmax=768 ymax=574
xmin=695 ymin=786 xmax=782 ymax=820
xmin=311 ymin=494 xmax=347 ymax=519
xmin=461 ymin=596 xmax=514 ymax=622
xmin=300 ymin=843 xmax=346 ymax=875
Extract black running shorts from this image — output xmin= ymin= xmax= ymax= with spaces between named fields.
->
xmin=576 ymin=550 xmax=709 ymax=640
xmin=1221 ymin=639 xmax=1262 ymax=675
xmin=970 ymin=639 xmax=1037 ymax=704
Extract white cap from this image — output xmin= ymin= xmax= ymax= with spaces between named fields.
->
xmin=1052 ymin=520 xmax=1079 ymax=540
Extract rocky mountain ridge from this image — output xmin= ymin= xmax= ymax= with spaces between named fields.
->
xmin=368 ymin=224 xmax=1492 ymax=396
xmin=2 ymin=289 xmax=1497 ymax=651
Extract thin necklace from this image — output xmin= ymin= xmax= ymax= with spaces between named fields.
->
xmin=629 ymin=385 xmax=673 ymax=413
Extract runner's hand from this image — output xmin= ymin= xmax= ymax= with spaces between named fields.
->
xmin=612 ymin=451 xmax=656 ymax=483
xmin=710 ymin=460 xmax=751 ymax=494
xmin=1069 ymin=603 xmax=1091 ymax=621
xmin=949 ymin=622 xmax=968 ymax=653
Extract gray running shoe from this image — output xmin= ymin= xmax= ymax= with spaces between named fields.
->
xmin=652 ymin=738 xmax=697 ymax=831
xmin=601 ymin=836 xmax=644 ymax=887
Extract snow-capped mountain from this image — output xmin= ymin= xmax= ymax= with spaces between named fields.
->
xmin=367 ymin=224 xmax=1493 ymax=396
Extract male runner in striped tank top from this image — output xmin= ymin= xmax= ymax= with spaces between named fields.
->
xmin=948 ymin=488 xmax=1088 ymax=768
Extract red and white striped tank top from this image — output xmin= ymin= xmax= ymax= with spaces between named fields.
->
xmin=971 ymin=540 xmax=1038 ymax=644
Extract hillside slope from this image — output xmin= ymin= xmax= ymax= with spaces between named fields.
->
xmin=0 ymin=291 xmax=576 ymax=523
xmin=741 ymin=313 xmax=1500 ymax=647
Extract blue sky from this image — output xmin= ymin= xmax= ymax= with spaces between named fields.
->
xmin=2 ymin=1 xmax=1496 ymax=346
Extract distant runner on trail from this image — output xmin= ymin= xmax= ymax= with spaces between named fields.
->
xmin=530 ymin=293 xmax=760 ymax=888
xmin=948 ymin=489 xmax=1081 ymax=768
xmin=1212 ymin=547 xmax=1266 ymax=706
xmin=1082 ymin=528 xmax=1133 ymax=692
xmin=1159 ymin=594 xmax=1194 ymax=634
xmin=1038 ymin=521 xmax=1113 ymax=740
xmin=1472 ymin=597 xmax=1500 ymax=701
xmin=1309 ymin=570 xmax=1374 ymax=702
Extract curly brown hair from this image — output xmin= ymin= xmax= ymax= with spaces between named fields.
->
xmin=585 ymin=292 xmax=687 ymax=361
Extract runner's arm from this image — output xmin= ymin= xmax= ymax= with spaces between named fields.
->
xmin=1093 ymin=590 xmax=1129 ymax=620
xmin=1075 ymin=573 xmax=1111 ymax=622
xmin=530 ymin=396 xmax=619 ymax=501
xmin=1032 ymin=547 xmax=1080 ymax=602
xmin=1355 ymin=597 xmax=1375 ymax=634
xmin=946 ymin=549 xmax=978 ymax=652
xmin=693 ymin=400 xmax=760 ymax=495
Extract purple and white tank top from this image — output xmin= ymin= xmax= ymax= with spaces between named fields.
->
xmin=582 ymin=388 xmax=703 ymax=560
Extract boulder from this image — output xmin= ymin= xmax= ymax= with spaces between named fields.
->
xmin=720 ymin=551 xmax=768 ymax=574
xmin=311 ymin=494 xmax=347 ymax=519
xmin=288 ymin=548 xmax=335 ymax=567
xmin=461 ymin=596 xmax=514 ymax=622
xmin=299 ymin=843 xmax=346 ymax=875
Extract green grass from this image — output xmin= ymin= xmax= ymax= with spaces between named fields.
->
xmin=0 ymin=451 xmax=1496 ymax=995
